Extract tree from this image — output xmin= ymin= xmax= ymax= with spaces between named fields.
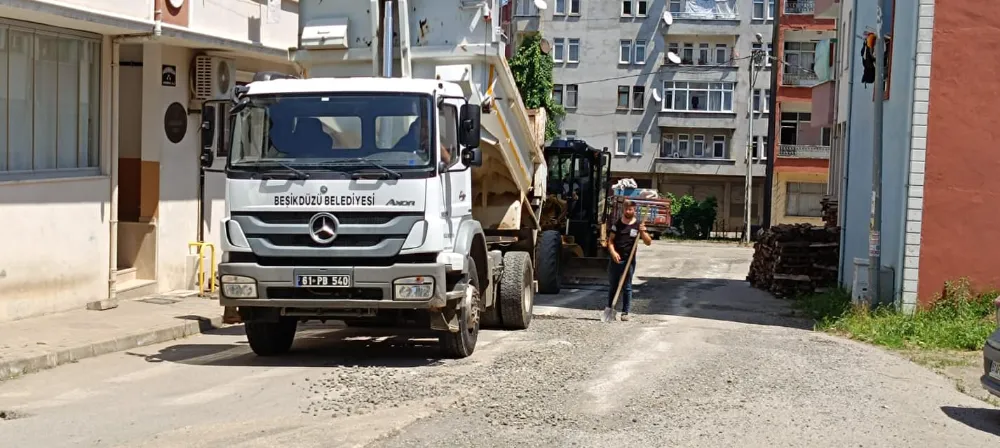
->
xmin=509 ymin=33 xmax=565 ymax=140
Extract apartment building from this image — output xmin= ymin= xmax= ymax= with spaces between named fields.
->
xmin=0 ymin=0 xmax=298 ymax=322
xmin=513 ymin=0 xmax=774 ymax=232
xmin=768 ymin=0 xmax=835 ymax=226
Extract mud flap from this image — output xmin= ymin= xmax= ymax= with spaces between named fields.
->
xmin=429 ymin=305 xmax=461 ymax=332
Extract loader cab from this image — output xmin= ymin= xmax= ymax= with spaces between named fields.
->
xmin=543 ymin=138 xmax=612 ymax=258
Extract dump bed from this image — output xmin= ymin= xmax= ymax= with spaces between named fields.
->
xmin=293 ymin=0 xmax=547 ymax=230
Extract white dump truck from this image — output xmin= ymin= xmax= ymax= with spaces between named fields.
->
xmin=201 ymin=0 xmax=556 ymax=358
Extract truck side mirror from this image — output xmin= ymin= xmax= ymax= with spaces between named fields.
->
xmin=461 ymin=147 xmax=483 ymax=167
xmin=459 ymin=104 xmax=481 ymax=148
xmin=200 ymin=105 xmax=216 ymax=167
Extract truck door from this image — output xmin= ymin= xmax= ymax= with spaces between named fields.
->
xmin=198 ymin=97 xmax=236 ymax=248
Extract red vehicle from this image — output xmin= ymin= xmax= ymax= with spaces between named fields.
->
xmin=609 ymin=189 xmax=671 ymax=239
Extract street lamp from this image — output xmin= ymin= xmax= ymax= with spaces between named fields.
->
xmin=744 ymin=33 xmax=766 ymax=244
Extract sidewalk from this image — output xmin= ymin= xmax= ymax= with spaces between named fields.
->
xmin=0 ymin=291 xmax=229 ymax=381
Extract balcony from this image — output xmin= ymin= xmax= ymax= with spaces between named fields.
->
xmin=663 ymin=1 xmax=740 ymax=34
xmin=778 ymin=144 xmax=830 ymax=159
xmin=814 ymin=0 xmax=840 ymax=19
xmin=782 ymin=72 xmax=820 ymax=87
xmin=784 ymin=0 xmax=815 ymax=14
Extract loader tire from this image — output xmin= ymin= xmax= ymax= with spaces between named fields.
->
xmin=245 ymin=317 xmax=297 ymax=356
xmin=536 ymin=230 xmax=562 ymax=294
xmin=499 ymin=251 xmax=534 ymax=330
xmin=440 ymin=261 xmax=481 ymax=358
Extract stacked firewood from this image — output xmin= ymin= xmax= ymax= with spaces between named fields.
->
xmin=747 ymin=224 xmax=840 ymax=298
xmin=821 ymin=197 xmax=839 ymax=228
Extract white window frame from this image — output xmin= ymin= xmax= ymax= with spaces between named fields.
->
xmin=0 ymin=21 xmax=103 ymax=181
xmin=660 ymin=133 xmax=675 ymax=158
xmin=768 ymin=0 xmax=775 ymax=19
xmin=785 ymin=182 xmax=825 ymax=217
xmin=621 ymin=0 xmax=633 ymax=17
xmin=751 ymin=139 xmax=760 ymax=159
xmin=753 ymin=89 xmax=770 ymax=113
xmin=784 ymin=41 xmax=817 ymax=75
xmin=630 ymin=133 xmax=643 ymax=156
xmin=692 ymin=135 xmax=706 ymax=157
xmin=715 ymin=44 xmax=729 ymax=65
xmin=565 ymin=84 xmax=579 ymax=108
xmin=516 ymin=0 xmax=540 ymax=16
xmin=567 ymin=38 xmax=580 ymax=63
xmin=552 ymin=84 xmax=564 ymax=106
xmin=554 ymin=0 xmax=566 ymax=15
xmin=712 ymin=135 xmax=726 ymax=158
xmin=569 ymin=0 xmax=581 ymax=15
xmin=681 ymin=43 xmax=694 ymax=65
xmin=619 ymin=39 xmax=632 ymax=64
xmin=697 ymin=43 xmax=710 ymax=65
xmin=636 ymin=1 xmax=648 ymax=17
xmin=553 ymin=37 xmax=565 ymax=62
xmin=669 ymin=0 xmax=682 ymax=13
xmin=753 ymin=42 xmax=774 ymax=67
xmin=752 ymin=0 xmax=766 ymax=19
xmin=677 ymin=134 xmax=690 ymax=157
xmin=615 ymin=132 xmax=629 ymax=155
xmin=634 ymin=39 xmax=647 ymax=64
xmin=617 ymin=86 xmax=631 ymax=110
xmin=661 ymin=81 xmax=736 ymax=113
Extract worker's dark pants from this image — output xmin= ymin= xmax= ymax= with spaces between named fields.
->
xmin=607 ymin=259 xmax=636 ymax=314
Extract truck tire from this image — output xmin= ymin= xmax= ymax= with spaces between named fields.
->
xmin=245 ymin=317 xmax=298 ymax=356
xmin=440 ymin=261 xmax=481 ymax=358
xmin=536 ymin=230 xmax=562 ymax=294
xmin=499 ymin=251 xmax=534 ymax=330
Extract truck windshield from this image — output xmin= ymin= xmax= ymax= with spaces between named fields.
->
xmin=229 ymin=94 xmax=434 ymax=170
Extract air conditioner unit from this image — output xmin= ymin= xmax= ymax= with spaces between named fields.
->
xmin=192 ymin=55 xmax=236 ymax=101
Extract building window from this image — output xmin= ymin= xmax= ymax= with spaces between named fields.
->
xmin=752 ymin=89 xmax=770 ymax=113
xmin=516 ymin=0 xmax=540 ymax=16
xmin=619 ymin=40 xmax=631 ymax=64
xmin=660 ymin=134 xmax=675 ymax=158
xmin=712 ymin=135 xmax=726 ymax=158
xmin=821 ymin=127 xmax=832 ymax=146
xmin=617 ymin=86 xmax=630 ymax=110
xmin=615 ymin=132 xmax=628 ymax=155
xmin=752 ymin=0 xmax=766 ymax=19
xmin=681 ymin=43 xmax=694 ymax=65
xmin=666 ymin=43 xmax=679 ymax=62
xmin=634 ymin=39 xmax=647 ymax=64
xmin=762 ymin=135 xmax=769 ymax=158
xmin=785 ymin=182 xmax=825 ymax=217
xmin=0 ymin=25 xmax=101 ymax=178
xmin=554 ymin=0 xmax=566 ymax=15
xmin=565 ymin=84 xmax=579 ymax=108
xmin=780 ymin=112 xmax=811 ymax=145
xmin=631 ymin=86 xmax=645 ymax=110
xmin=661 ymin=82 xmax=735 ymax=112
xmin=752 ymin=42 xmax=773 ymax=66
xmin=698 ymin=43 xmax=710 ymax=65
xmin=621 ymin=1 xmax=633 ymax=16
xmin=552 ymin=85 xmax=564 ymax=106
xmin=692 ymin=135 xmax=706 ymax=157
xmin=715 ymin=44 xmax=729 ymax=65
xmin=569 ymin=0 xmax=581 ymax=15
xmin=553 ymin=38 xmax=565 ymax=62
xmin=751 ymin=139 xmax=760 ymax=159
xmin=567 ymin=38 xmax=580 ymax=63
xmin=636 ymin=1 xmax=648 ymax=16
xmin=677 ymin=134 xmax=690 ymax=157
xmin=630 ymin=133 xmax=642 ymax=155
xmin=784 ymin=41 xmax=817 ymax=76
xmin=669 ymin=0 xmax=681 ymax=13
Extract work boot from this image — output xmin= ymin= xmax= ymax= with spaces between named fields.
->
xmin=621 ymin=313 xmax=631 ymax=322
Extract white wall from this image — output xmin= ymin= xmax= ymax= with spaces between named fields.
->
xmin=0 ymin=177 xmax=111 ymax=321
xmin=190 ymin=0 xmax=299 ymax=50
xmin=49 ymin=0 xmax=155 ymax=22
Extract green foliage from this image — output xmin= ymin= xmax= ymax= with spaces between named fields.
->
xmin=509 ymin=33 xmax=565 ymax=140
xmin=798 ymin=279 xmax=999 ymax=351
xmin=665 ymin=193 xmax=717 ymax=239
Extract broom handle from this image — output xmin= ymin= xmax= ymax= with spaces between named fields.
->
xmin=610 ymin=226 xmax=641 ymax=310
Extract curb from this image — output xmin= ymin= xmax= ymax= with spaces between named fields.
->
xmin=0 ymin=315 xmax=229 ymax=382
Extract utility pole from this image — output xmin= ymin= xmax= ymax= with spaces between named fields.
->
xmin=869 ymin=3 xmax=887 ymax=306
xmin=744 ymin=43 xmax=765 ymax=244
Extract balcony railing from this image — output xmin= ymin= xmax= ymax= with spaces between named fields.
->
xmin=778 ymin=144 xmax=830 ymax=159
xmin=784 ymin=0 xmax=815 ymax=14
xmin=671 ymin=1 xmax=739 ymax=20
xmin=782 ymin=72 xmax=819 ymax=86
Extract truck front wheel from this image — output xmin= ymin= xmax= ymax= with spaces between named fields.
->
xmin=536 ymin=230 xmax=561 ymax=294
xmin=245 ymin=316 xmax=298 ymax=356
xmin=499 ymin=251 xmax=534 ymax=330
xmin=440 ymin=261 xmax=481 ymax=358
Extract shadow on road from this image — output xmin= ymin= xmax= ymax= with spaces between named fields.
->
xmin=940 ymin=406 xmax=1000 ymax=436
xmin=127 ymin=324 xmax=450 ymax=369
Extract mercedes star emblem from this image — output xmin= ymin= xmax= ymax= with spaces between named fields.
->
xmin=308 ymin=213 xmax=339 ymax=244
xmin=320 ymin=185 xmax=328 ymax=194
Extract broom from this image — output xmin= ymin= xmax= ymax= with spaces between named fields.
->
xmin=601 ymin=208 xmax=645 ymax=323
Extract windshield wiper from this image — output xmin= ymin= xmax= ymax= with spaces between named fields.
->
xmin=258 ymin=161 xmax=310 ymax=180
xmin=317 ymin=159 xmax=402 ymax=180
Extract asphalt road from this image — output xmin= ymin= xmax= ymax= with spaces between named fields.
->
xmin=1 ymin=241 xmax=997 ymax=447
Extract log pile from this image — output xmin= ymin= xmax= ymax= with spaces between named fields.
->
xmin=821 ymin=197 xmax=839 ymax=228
xmin=747 ymin=224 xmax=840 ymax=298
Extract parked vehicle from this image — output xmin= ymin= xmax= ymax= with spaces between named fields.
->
xmin=981 ymin=298 xmax=1000 ymax=398
xmin=610 ymin=187 xmax=671 ymax=239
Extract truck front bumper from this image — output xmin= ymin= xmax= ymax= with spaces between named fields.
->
xmin=218 ymin=262 xmax=462 ymax=309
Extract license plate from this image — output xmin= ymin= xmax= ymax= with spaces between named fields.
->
xmin=296 ymin=275 xmax=352 ymax=288
xmin=991 ymin=361 xmax=1000 ymax=380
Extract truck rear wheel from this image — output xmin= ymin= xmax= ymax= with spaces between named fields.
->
xmin=499 ymin=251 xmax=533 ymax=330
xmin=536 ymin=230 xmax=562 ymax=294
xmin=245 ymin=316 xmax=298 ymax=356
xmin=440 ymin=261 xmax=481 ymax=358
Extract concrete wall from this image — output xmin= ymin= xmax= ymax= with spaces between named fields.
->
xmin=771 ymin=170 xmax=826 ymax=226
xmin=839 ymin=0 xmax=918 ymax=302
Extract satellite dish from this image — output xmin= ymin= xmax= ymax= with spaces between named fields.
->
xmin=754 ymin=32 xmax=764 ymax=44
xmin=666 ymin=51 xmax=681 ymax=64
xmin=539 ymin=38 xmax=551 ymax=54
xmin=534 ymin=0 xmax=548 ymax=10
xmin=651 ymin=89 xmax=662 ymax=102
xmin=661 ymin=11 xmax=674 ymax=25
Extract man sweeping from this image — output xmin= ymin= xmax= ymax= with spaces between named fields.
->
xmin=606 ymin=199 xmax=653 ymax=321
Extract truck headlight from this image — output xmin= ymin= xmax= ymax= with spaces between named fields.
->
xmin=393 ymin=276 xmax=434 ymax=300
xmin=221 ymin=275 xmax=257 ymax=298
